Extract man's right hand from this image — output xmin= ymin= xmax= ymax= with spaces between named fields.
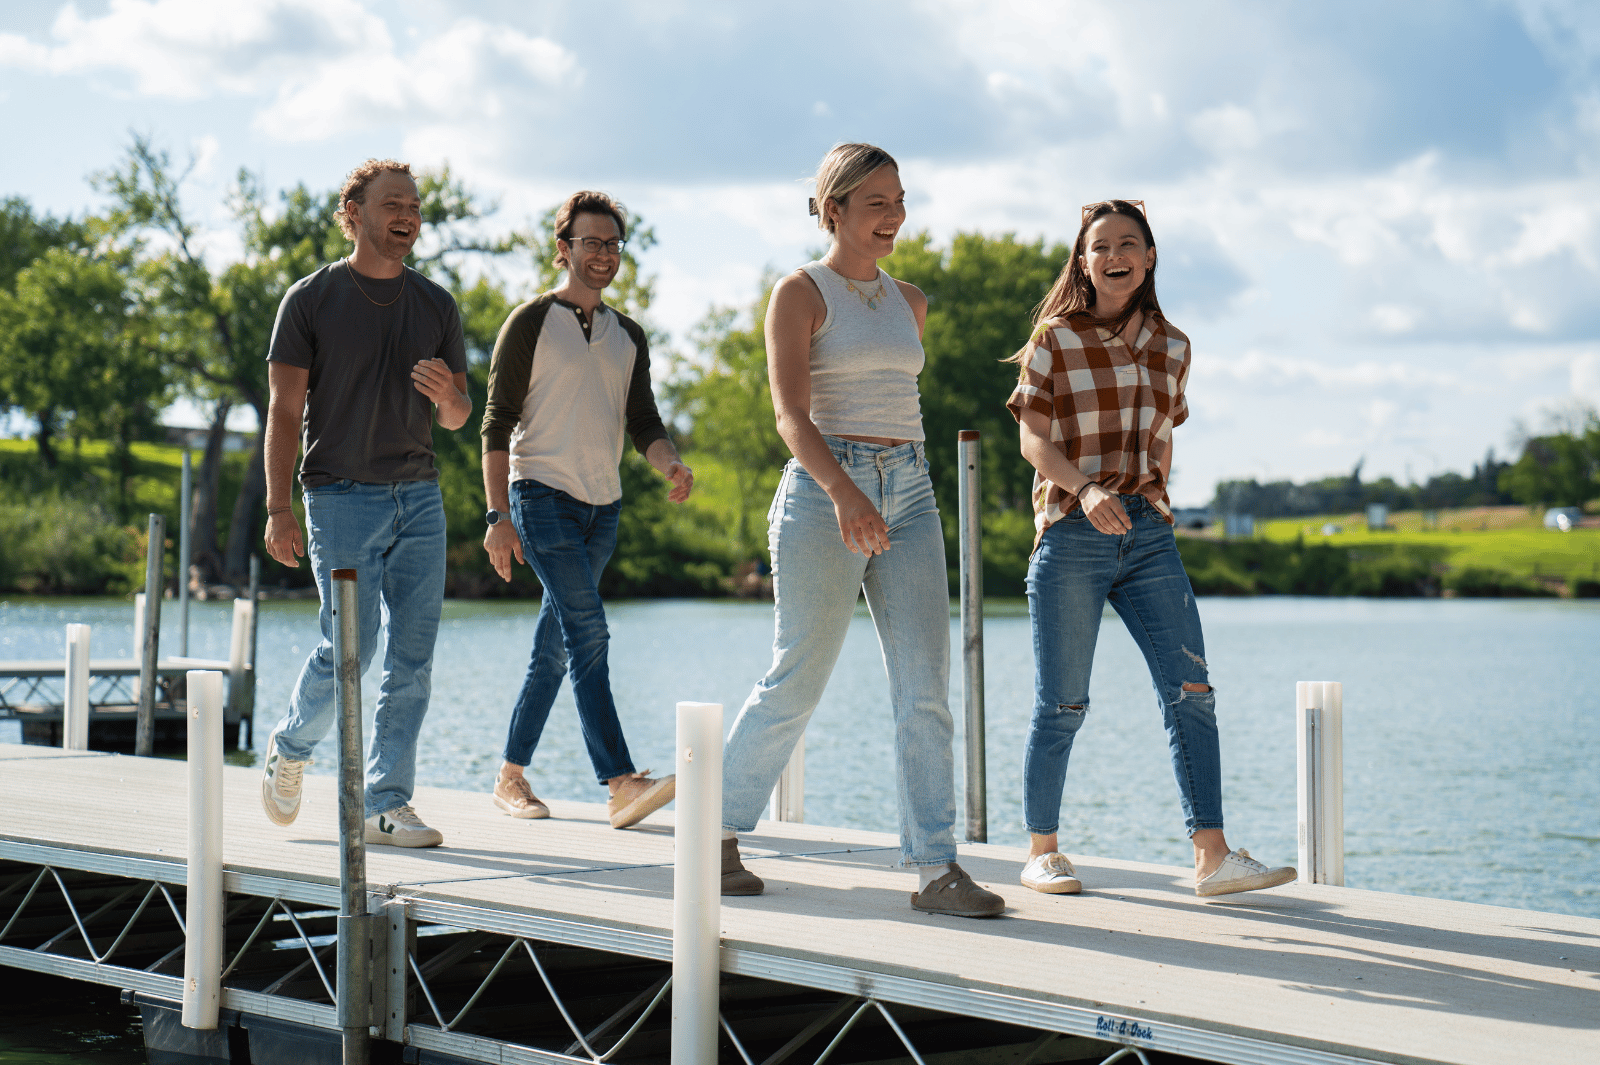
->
xmin=484 ymin=521 xmax=525 ymax=582
xmin=264 ymin=510 xmax=305 ymax=567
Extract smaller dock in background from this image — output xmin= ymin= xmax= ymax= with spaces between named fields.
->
xmin=1 ymin=742 xmax=1595 ymax=1065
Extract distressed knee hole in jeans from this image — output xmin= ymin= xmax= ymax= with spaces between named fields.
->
xmin=1178 ymin=683 xmax=1212 ymax=700
xmin=1058 ymin=704 xmax=1087 ymax=716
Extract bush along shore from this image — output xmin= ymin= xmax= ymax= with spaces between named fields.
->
xmin=4 ymin=439 xmax=1597 ymax=600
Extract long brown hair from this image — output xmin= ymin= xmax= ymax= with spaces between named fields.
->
xmin=1008 ymin=199 xmax=1163 ymax=363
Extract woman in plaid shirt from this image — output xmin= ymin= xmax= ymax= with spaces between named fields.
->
xmin=1005 ymin=200 xmax=1296 ymax=899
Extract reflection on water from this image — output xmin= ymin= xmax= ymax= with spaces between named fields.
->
xmin=3 ymin=595 xmax=1597 ymax=917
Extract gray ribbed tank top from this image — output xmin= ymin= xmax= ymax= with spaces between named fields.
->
xmin=799 ymin=261 xmax=926 ymax=441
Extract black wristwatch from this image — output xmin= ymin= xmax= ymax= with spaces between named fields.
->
xmin=485 ymin=509 xmax=509 ymax=526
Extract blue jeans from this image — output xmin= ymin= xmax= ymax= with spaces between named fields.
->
xmin=501 ymin=479 xmax=634 ymax=784
xmin=1024 ymin=495 xmax=1222 ymax=837
xmin=273 ymin=479 xmax=446 ymax=818
xmin=722 ymin=438 xmax=957 ymax=866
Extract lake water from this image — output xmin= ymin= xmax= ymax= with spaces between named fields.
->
xmin=2 ymin=595 xmax=1597 ymax=920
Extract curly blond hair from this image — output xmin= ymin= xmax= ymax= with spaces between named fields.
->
xmin=334 ymin=159 xmax=414 ymax=240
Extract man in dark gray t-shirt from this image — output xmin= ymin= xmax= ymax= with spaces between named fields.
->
xmin=258 ymin=159 xmax=471 ymax=849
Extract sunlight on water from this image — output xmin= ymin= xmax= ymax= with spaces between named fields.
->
xmin=2 ymin=595 xmax=1596 ymax=917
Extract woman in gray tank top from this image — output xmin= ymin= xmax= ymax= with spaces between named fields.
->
xmin=717 ymin=144 xmax=1004 ymax=918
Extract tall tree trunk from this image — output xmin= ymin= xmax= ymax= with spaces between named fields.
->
xmin=35 ymin=409 xmax=57 ymax=469
xmin=222 ymin=402 xmax=267 ymax=583
xmin=188 ymin=400 xmax=230 ymax=585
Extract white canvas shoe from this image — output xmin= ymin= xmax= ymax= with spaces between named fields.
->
xmin=1196 ymin=849 xmax=1296 ymax=897
xmin=1020 ymin=852 xmax=1083 ymax=894
xmin=365 ymin=805 xmax=444 ymax=848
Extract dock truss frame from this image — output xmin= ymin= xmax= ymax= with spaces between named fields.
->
xmin=0 ymin=839 xmax=1382 ymax=1065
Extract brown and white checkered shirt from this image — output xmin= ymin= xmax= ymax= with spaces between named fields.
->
xmin=1006 ymin=311 xmax=1191 ymax=546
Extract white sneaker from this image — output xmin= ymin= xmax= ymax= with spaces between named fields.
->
xmin=260 ymin=735 xmax=310 ymax=826
xmin=365 ymin=805 xmax=443 ymax=848
xmin=1196 ymin=849 xmax=1296 ymax=897
xmin=1021 ymin=852 xmax=1083 ymax=894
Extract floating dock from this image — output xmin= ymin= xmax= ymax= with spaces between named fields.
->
xmin=1 ymin=741 xmax=1595 ymax=1064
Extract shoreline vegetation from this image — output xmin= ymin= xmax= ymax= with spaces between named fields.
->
xmin=4 ymin=437 xmax=1597 ymax=602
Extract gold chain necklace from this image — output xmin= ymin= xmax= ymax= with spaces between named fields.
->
xmin=845 ymin=275 xmax=887 ymax=310
xmin=345 ymin=259 xmax=407 ymax=307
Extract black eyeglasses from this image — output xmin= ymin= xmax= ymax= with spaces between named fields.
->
xmin=561 ymin=237 xmax=626 ymax=255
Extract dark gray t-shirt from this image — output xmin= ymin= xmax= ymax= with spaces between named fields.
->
xmin=267 ymin=261 xmax=467 ymax=487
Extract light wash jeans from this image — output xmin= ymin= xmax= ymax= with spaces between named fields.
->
xmin=1024 ymin=494 xmax=1222 ymax=837
xmin=722 ymin=437 xmax=958 ymax=866
xmin=272 ymin=479 xmax=446 ymax=818
xmin=501 ymin=478 xmax=634 ymax=784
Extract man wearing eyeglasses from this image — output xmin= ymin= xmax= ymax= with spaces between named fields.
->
xmin=479 ymin=190 xmax=693 ymax=831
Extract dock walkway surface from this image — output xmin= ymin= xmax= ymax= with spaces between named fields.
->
xmin=1 ymin=741 xmax=1595 ymax=1065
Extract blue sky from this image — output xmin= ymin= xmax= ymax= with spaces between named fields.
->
xmin=3 ymin=0 xmax=1597 ymax=505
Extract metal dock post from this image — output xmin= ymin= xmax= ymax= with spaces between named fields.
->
xmin=1296 ymin=681 xmax=1345 ymax=885
xmin=332 ymin=569 xmax=372 ymax=1064
xmin=673 ymin=700 xmax=723 ymax=1063
xmin=958 ymin=430 xmax=987 ymax=842
xmin=178 ymin=450 xmax=191 ymax=656
xmin=137 ymin=513 xmax=165 ymax=757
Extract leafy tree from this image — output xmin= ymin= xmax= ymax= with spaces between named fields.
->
xmin=0 ymin=197 xmax=89 ymax=293
xmin=1500 ymin=413 xmax=1600 ymax=508
xmin=0 ymin=247 xmax=170 ymax=505
xmin=664 ymin=288 xmax=787 ymax=559
xmin=882 ymin=232 xmax=1068 ymax=522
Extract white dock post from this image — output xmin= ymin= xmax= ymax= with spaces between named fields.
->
xmin=63 ymin=624 xmax=91 ymax=751
xmin=1296 ymin=681 xmax=1345 ymax=885
xmin=182 ymin=669 xmax=225 ymax=1030
xmin=770 ymin=739 xmax=804 ymax=822
xmin=226 ymin=598 xmax=253 ymax=725
xmin=672 ymin=701 xmax=723 ymax=1065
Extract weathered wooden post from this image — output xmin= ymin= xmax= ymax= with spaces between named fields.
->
xmin=332 ymin=569 xmax=372 ymax=1065
xmin=182 ymin=670 xmax=225 ymax=1030
xmin=137 ymin=514 xmax=165 ymax=757
xmin=672 ymin=700 xmax=722 ymax=1064
xmin=958 ymin=430 xmax=987 ymax=842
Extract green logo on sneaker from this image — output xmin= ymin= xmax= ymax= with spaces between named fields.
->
xmin=378 ymin=816 xmax=394 ymax=834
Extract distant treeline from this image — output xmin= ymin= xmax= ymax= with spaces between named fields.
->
xmin=1213 ymin=411 xmax=1600 ymax=518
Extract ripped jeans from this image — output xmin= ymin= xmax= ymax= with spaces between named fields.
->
xmin=1023 ymin=494 xmax=1222 ymax=837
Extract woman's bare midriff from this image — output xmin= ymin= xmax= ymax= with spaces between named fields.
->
xmin=837 ymin=434 xmax=913 ymax=447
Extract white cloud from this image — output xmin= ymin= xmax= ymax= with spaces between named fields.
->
xmin=0 ymin=0 xmax=373 ymax=98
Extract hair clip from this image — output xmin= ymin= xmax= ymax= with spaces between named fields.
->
xmin=1081 ymin=199 xmax=1146 ymax=223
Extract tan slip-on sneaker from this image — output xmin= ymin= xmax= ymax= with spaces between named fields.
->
xmin=607 ymin=771 xmax=676 ymax=829
xmin=493 ymin=774 xmax=550 ymax=819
